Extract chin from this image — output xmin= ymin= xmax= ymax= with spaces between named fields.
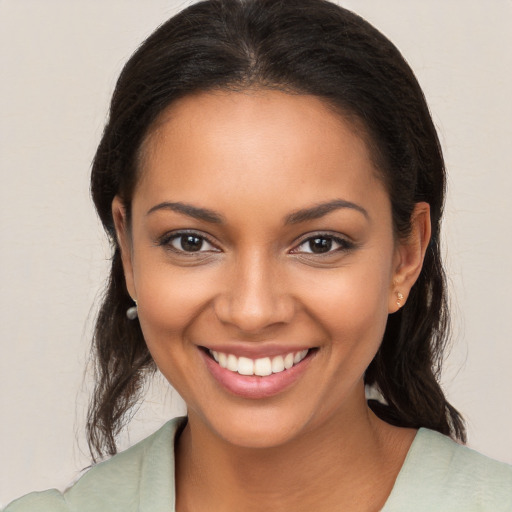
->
xmin=190 ymin=402 xmax=319 ymax=450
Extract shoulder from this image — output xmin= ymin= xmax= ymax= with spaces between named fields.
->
xmin=414 ymin=429 xmax=512 ymax=495
xmin=383 ymin=428 xmax=512 ymax=511
xmin=2 ymin=490 xmax=68 ymax=512
xmin=3 ymin=417 xmax=185 ymax=512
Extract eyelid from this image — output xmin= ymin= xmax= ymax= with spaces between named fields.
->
xmin=156 ymin=229 xmax=354 ymax=256
xmin=290 ymin=232 xmax=355 ymax=254
xmin=157 ymin=229 xmax=221 ymax=253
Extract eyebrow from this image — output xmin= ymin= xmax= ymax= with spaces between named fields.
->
xmin=146 ymin=198 xmax=368 ymax=225
xmin=285 ymin=199 xmax=369 ymax=224
xmin=146 ymin=201 xmax=224 ymax=223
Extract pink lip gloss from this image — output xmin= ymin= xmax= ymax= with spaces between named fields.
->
xmin=200 ymin=349 xmax=314 ymax=399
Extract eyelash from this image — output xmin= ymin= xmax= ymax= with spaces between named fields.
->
xmin=291 ymin=233 xmax=355 ymax=256
xmin=157 ymin=230 xmax=220 ymax=255
xmin=157 ymin=230 xmax=354 ymax=257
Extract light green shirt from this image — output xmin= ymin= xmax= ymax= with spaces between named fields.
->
xmin=4 ymin=417 xmax=512 ymax=511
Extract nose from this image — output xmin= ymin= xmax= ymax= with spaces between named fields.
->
xmin=213 ymin=252 xmax=295 ymax=334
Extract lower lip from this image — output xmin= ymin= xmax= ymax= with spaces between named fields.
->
xmin=201 ymin=349 xmax=315 ymax=399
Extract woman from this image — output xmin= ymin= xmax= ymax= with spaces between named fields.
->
xmin=5 ymin=0 xmax=511 ymax=510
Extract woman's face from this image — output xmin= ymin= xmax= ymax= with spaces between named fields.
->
xmin=115 ymin=90 xmax=425 ymax=448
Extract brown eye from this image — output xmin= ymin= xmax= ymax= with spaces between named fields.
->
xmin=293 ymin=234 xmax=353 ymax=255
xmin=165 ymin=232 xmax=218 ymax=253
xmin=308 ymin=237 xmax=333 ymax=253
xmin=177 ymin=235 xmax=203 ymax=252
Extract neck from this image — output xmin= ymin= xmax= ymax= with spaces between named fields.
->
xmin=175 ymin=394 xmax=415 ymax=512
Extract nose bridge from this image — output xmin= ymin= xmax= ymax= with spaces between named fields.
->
xmin=215 ymin=248 xmax=294 ymax=332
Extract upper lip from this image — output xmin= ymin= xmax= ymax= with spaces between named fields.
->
xmin=200 ymin=343 xmax=315 ymax=359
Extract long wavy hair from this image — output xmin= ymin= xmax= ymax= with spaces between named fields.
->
xmin=88 ymin=0 xmax=465 ymax=460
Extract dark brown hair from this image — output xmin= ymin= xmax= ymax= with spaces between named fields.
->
xmin=88 ymin=0 xmax=465 ymax=460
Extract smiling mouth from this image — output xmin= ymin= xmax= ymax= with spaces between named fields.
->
xmin=204 ymin=348 xmax=314 ymax=377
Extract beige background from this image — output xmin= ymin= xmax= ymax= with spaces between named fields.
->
xmin=1 ymin=0 xmax=511 ymax=505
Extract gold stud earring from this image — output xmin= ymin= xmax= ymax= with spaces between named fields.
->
xmin=396 ymin=292 xmax=404 ymax=308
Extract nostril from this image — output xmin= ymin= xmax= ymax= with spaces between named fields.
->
xmin=213 ymin=291 xmax=296 ymax=332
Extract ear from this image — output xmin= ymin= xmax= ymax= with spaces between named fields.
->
xmin=112 ymin=195 xmax=137 ymax=301
xmin=389 ymin=202 xmax=431 ymax=313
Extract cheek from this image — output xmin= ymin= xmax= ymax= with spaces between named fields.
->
xmin=135 ymin=259 xmax=215 ymax=331
xmin=133 ymin=264 xmax=219 ymax=403
xmin=131 ymin=254 xmax=219 ymax=383
xmin=297 ymin=260 xmax=392 ymax=356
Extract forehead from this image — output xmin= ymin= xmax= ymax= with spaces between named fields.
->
xmin=134 ymin=90 xmax=388 ymax=218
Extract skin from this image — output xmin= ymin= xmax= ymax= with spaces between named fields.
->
xmin=113 ymin=90 xmax=431 ymax=511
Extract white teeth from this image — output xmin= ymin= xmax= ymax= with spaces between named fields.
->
xmin=271 ymin=355 xmax=285 ymax=373
xmin=208 ymin=349 xmax=310 ymax=376
xmin=237 ymin=356 xmax=254 ymax=375
xmin=293 ymin=350 xmax=309 ymax=364
xmin=254 ymin=357 xmax=272 ymax=376
xmin=227 ymin=354 xmax=238 ymax=372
